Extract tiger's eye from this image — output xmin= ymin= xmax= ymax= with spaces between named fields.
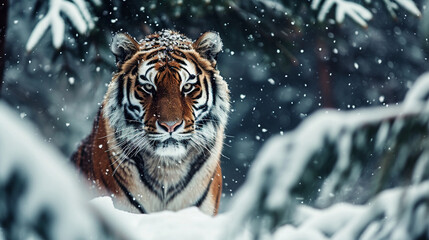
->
xmin=143 ymin=84 xmax=154 ymax=92
xmin=183 ymin=83 xmax=192 ymax=91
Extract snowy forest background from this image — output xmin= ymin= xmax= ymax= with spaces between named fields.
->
xmin=2 ymin=0 xmax=429 ymax=239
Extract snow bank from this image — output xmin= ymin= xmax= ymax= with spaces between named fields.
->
xmin=0 ymin=102 xmax=122 ymax=240
xmin=90 ymin=181 xmax=429 ymax=240
xmin=91 ymin=197 xmax=236 ymax=240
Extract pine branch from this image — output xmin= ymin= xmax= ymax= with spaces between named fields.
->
xmin=309 ymin=0 xmax=420 ymax=27
xmin=26 ymin=0 xmax=96 ymax=51
xmin=312 ymin=0 xmax=373 ymax=28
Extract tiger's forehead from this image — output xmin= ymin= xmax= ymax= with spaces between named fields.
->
xmin=139 ymin=29 xmax=193 ymax=51
xmin=138 ymin=54 xmax=195 ymax=78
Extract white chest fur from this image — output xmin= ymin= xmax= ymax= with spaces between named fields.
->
xmin=111 ymin=142 xmax=220 ymax=215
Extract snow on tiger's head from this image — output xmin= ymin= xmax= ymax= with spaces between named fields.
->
xmin=104 ymin=29 xmax=230 ymax=159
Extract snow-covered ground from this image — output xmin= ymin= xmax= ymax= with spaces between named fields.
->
xmin=91 ymin=197 xmax=234 ymax=240
xmin=92 ymin=179 xmax=429 ymax=240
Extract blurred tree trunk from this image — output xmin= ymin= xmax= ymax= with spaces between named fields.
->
xmin=0 ymin=0 xmax=8 ymax=98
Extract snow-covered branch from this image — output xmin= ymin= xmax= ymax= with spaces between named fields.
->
xmin=381 ymin=0 xmax=421 ymax=18
xmin=26 ymin=0 xmax=98 ymax=51
xmin=268 ymin=181 xmax=429 ymax=240
xmin=312 ymin=0 xmax=373 ymax=27
xmin=226 ymin=72 xmax=429 ymax=239
xmin=311 ymin=0 xmax=420 ymax=27
xmin=0 ymin=102 xmax=123 ymax=240
xmin=331 ymin=181 xmax=429 ymax=240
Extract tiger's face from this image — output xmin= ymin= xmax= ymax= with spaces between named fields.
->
xmin=104 ymin=30 xmax=229 ymax=159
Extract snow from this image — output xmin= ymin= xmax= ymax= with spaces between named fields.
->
xmin=394 ymin=0 xmax=421 ymax=17
xmin=26 ymin=0 xmax=93 ymax=51
xmin=312 ymin=0 xmax=373 ymax=27
xmin=0 ymin=102 xmax=115 ymax=240
xmin=331 ymin=181 xmax=429 ymax=240
xmin=89 ymin=181 xmax=429 ymax=240
xmin=60 ymin=0 xmax=89 ymax=34
xmin=71 ymin=0 xmax=96 ymax=30
xmin=310 ymin=0 xmax=419 ymax=27
xmin=51 ymin=10 xmax=65 ymax=48
xmin=26 ymin=16 xmax=51 ymax=51
xmin=404 ymin=72 xmax=429 ymax=109
xmin=91 ymin=197 xmax=231 ymax=240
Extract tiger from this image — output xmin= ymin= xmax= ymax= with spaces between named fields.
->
xmin=71 ymin=29 xmax=230 ymax=216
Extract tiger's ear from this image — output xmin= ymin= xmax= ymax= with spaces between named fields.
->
xmin=193 ymin=31 xmax=223 ymax=67
xmin=111 ymin=33 xmax=139 ymax=67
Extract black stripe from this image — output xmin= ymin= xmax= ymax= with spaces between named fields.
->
xmin=124 ymin=77 xmax=141 ymax=126
xmin=194 ymin=104 xmax=206 ymax=110
xmin=134 ymin=91 xmax=144 ymax=101
xmin=107 ymin=150 xmax=147 ymax=214
xmin=114 ymin=174 xmax=147 ymax=214
xmin=194 ymin=171 xmax=216 ymax=207
xmin=190 ymin=59 xmax=203 ymax=75
xmin=145 ymin=66 xmax=155 ymax=76
xmin=202 ymin=77 xmax=210 ymax=109
xmin=182 ymin=66 xmax=191 ymax=76
xmin=117 ymin=74 xmax=125 ymax=107
xmin=169 ymin=66 xmax=180 ymax=71
xmin=196 ymin=113 xmax=220 ymax=130
xmin=139 ymin=75 xmax=148 ymax=81
xmin=155 ymin=72 xmax=161 ymax=83
xmin=124 ymin=105 xmax=139 ymax=126
xmin=158 ymin=65 xmax=166 ymax=72
xmin=146 ymin=50 xmax=159 ymax=60
xmin=135 ymin=154 xmax=164 ymax=200
xmin=193 ymin=90 xmax=203 ymax=100
xmin=171 ymin=56 xmax=186 ymax=65
xmin=147 ymin=59 xmax=159 ymax=66
xmin=166 ymin=147 xmax=213 ymax=204
xmin=114 ymin=130 xmax=122 ymax=143
xmin=210 ymin=74 xmax=217 ymax=107
xmin=125 ymin=77 xmax=139 ymax=112
xmin=173 ymin=50 xmax=186 ymax=58
xmin=131 ymin=66 xmax=138 ymax=76
xmin=177 ymin=71 xmax=183 ymax=84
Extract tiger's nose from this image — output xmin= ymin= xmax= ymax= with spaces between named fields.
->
xmin=158 ymin=120 xmax=183 ymax=133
